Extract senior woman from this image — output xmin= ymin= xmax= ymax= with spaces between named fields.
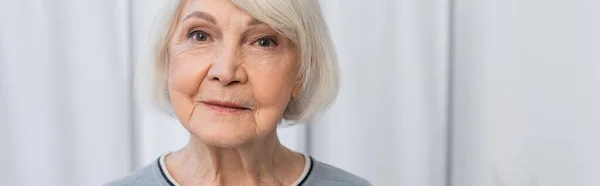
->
xmin=108 ymin=0 xmax=369 ymax=185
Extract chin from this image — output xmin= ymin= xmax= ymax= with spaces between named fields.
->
xmin=188 ymin=119 xmax=258 ymax=148
xmin=199 ymin=132 xmax=254 ymax=148
xmin=181 ymin=104 xmax=280 ymax=148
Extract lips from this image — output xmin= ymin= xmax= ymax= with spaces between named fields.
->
xmin=200 ymin=100 xmax=249 ymax=113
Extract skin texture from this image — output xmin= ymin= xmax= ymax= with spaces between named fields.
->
xmin=164 ymin=0 xmax=305 ymax=185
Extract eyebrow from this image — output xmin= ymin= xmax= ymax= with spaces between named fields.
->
xmin=247 ymin=19 xmax=264 ymax=26
xmin=182 ymin=11 xmax=217 ymax=24
xmin=182 ymin=11 xmax=266 ymax=26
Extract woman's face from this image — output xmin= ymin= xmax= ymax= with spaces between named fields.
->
xmin=167 ymin=0 xmax=300 ymax=147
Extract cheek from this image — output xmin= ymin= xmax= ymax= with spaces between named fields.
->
xmin=168 ymin=51 xmax=212 ymax=95
xmin=246 ymin=55 xmax=298 ymax=124
xmin=168 ymin=50 xmax=213 ymax=125
xmin=252 ymin=71 xmax=294 ymax=104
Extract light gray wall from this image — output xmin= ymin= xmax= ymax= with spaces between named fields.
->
xmin=452 ymin=0 xmax=600 ymax=185
xmin=313 ymin=0 xmax=450 ymax=185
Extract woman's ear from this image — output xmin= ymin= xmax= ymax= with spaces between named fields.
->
xmin=291 ymin=80 xmax=302 ymax=99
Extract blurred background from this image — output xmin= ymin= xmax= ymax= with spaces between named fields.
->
xmin=1 ymin=0 xmax=599 ymax=185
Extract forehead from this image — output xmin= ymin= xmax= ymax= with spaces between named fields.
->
xmin=178 ymin=0 xmax=254 ymax=24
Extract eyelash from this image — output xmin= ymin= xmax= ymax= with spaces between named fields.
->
xmin=187 ymin=29 xmax=211 ymax=41
xmin=186 ymin=28 xmax=279 ymax=48
xmin=253 ymin=36 xmax=278 ymax=47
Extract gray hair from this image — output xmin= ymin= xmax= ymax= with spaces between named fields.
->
xmin=137 ymin=0 xmax=339 ymax=124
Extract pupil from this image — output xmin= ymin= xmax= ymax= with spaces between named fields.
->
xmin=195 ymin=33 xmax=206 ymax=41
xmin=259 ymin=39 xmax=270 ymax=47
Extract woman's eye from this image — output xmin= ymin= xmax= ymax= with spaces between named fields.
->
xmin=255 ymin=37 xmax=278 ymax=48
xmin=189 ymin=30 xmax=210 ymax=42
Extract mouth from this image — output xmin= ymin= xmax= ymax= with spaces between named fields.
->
xmin=200 ymin=100 xmax=250 ymax=114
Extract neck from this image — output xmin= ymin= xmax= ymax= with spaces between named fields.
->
xmin=165 ymin=131 xmax=304 ymax=186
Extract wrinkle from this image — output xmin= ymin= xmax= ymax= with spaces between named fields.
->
xmin=185 ymin=101 xmax=197 ymax=128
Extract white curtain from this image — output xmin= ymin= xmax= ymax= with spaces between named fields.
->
xmin=451 ymin=0 xmax=600 ymax=185
xmin=0 ymin=0 xmax=132 ymax=185
xmin=312 ymin=0 xmax=450 ymax=185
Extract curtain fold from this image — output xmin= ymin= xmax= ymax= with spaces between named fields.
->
xmin=451 ymin=0 xmax=600 ymax=185
xmin=0 ymin=0 xmax=133 ymax=185
xmin=312 ymin=0 xmax=450 ymax=185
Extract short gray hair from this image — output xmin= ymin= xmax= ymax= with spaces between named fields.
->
xmin=137 ymin=0 xmax=339 ymax=124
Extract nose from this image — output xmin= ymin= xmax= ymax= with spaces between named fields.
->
xmin=206 ymin=45 xmax=247 ymax=86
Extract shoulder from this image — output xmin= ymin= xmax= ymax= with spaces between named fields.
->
xmin=104 ymin=159 xmax=171 ymax=186
xmin=304 ymin=157 xmax=372 ymax=186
